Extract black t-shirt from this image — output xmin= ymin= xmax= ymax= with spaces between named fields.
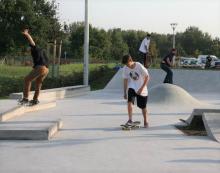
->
xmin=30 ymin=45 xmax=49 ymax=68
xmin=162 ymin=53 xmax=174 ymax=67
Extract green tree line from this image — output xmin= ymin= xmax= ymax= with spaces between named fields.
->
xmin=0 ymin=0 xmax=219 ymax=63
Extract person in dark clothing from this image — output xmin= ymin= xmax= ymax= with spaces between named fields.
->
xmin=19 ymin=29 xmax=49 ymax=105
xmin=205 ymin=55 xmax=212 ymax=69
xmin=160 ymin=48 xmax=176 ymax=84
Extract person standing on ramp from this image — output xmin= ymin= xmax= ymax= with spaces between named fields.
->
xmin=19 ymin=29 xmax=49 ymax=106
xmin=160 ymin=48 xmax=176 ymax=84
xmin=122 ymin=54 xmax=150 ymax=128
xmin=139 ymin=33 xmax=151 ymax=68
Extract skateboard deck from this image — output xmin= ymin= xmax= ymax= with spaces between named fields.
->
xmin=120 ymin=121 xmax=141 ymax=130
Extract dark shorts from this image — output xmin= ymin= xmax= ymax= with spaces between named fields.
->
xmin=138 ymin=52 xmax=147 ymax=65
xmin=128 ymin=88 xmax=148 ymax=109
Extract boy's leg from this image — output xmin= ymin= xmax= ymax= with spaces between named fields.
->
xmin=127 ymin=102 xmax=133 ymax=121
xmin=33 ymin=66 xmax=49 ymax=101
xmin=137 ymin=95 xmax=149 ymax=127
xmin=127 ymin=88 xmax=136 ymax=123
xmin=142 ymin=108 xmax=149 ymax=127
xmin=23 ymin=68 xmax=41 ymax=99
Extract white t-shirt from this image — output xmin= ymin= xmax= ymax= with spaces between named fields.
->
xmin=122 ymin=62 xmax=149 ymax=96
xmin=139 ymin=37 xmax=150 ymax=53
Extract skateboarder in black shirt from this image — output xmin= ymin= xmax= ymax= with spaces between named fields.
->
xmin=19 ymin=29 xmax=49 ymax=106
xmin=160 ymin=48 xmax=176 ymax=84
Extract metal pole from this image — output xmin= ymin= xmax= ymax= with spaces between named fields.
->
xmin=58 ymin=40 xmax=62 ymax=65
xmin=170 ymin=23 xmax=177 ymax=49
xmin=173 ymin=28 xmax=175 ymax=48
xmin=83 ymin=0 xmax=89 ymax=86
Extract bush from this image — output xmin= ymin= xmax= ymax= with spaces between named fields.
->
xmin=0 ymin=65 xmax=117 ymax=97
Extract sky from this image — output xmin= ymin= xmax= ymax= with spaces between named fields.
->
xmin=53 ymin=0 xmax=220 ymax=38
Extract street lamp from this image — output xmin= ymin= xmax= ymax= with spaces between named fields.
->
xmin=170 ymin=23 xmax=178 ymax=49
xmin=83 ymin=0 xmax=89 ymax=86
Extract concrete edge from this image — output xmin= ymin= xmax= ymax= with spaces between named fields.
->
xmin=186 ymin=108 xmax=220 ymax=124
xmin=202 ymin=113 xmax=219 ymax=142
xmin=9 ymin=85 xmax=91 ymax=101
xmin=0 ymin=102 xmax=56 ymax=122
xmin=48 ymin=119 xmax=63 ymax=140
xmin=0 ymin=119 xmax=63 ymax=140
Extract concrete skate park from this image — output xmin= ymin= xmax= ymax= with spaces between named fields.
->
xmin=0 ymin=68 xmax=220 ymax=173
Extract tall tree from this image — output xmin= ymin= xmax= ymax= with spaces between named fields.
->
xmin=0 ymin=0 xmax=61 ymax=56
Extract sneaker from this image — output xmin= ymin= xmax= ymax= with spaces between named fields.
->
xmin=18 ymin=98 xmax=29 ymax=105
xmin=125 ymin=120 xmax=133 ymax=126
xmin=29 ymin=99 xmax=39 ymax=106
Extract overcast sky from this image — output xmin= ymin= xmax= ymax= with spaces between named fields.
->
xmin=53 ymin=0 xmax=220 ymax=38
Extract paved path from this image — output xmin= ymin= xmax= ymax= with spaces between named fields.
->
xmin=0 ymin=90 xmax=220 ymax=173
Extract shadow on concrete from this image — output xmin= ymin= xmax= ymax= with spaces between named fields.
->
xmin=173 ymin=147 xmax=220 ymax=151
xmin=168 ymin=159 xmax=220 ymax=164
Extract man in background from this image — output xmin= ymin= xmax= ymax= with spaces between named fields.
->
xmin=139 ymin=33 xmax=151 ymax=68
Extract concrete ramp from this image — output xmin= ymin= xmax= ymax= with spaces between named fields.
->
xmin=148 ymin=84 xmax=202 ymax=107
xmin=104 ymin=68 xmax=220 ymax=93
xmin=184 ymin=109 xmax=220 ymax=142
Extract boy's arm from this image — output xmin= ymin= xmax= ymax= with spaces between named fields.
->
xmin=137 ymin=75 xmax=149 ymax=95
xmin=123 ymin=79 xmax=128 ymax=99
xmin=22 ymin=29 xmax=35 ymax=46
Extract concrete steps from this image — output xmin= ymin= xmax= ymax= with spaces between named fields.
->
xmin=0 ymin=102 xmax=56 ymax=122
xmin=0 ymin=119 xmax=63 ymax=140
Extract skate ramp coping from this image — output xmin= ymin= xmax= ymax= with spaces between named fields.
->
xmin=0 ymin=119 xmax=63 ymax=140
xmin=185 ymin=109 xmax=220 ymax=142
xmin=9 ymin=85 xmax=90 ymax=101
xmin=148 ymin=84 xmax=203 ymax=108
xmin=0 ymin=101 xmax=56 ymax=122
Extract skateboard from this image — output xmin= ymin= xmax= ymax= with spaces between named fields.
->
xmin=120 ymin=121 xmax=141 ymax=130
xmin=18 ymin=100 xmax=39 ymax=107
xmin=179 ymin=119 xmax=189 ymax=125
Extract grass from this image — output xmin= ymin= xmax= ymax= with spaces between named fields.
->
xmin=0 ymin=63 xmax=118 ymax=98
xmin=0 ymin=63 xmax=117 ymax=77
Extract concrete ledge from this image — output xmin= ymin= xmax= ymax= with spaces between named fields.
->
xmin=202 ymin=113 xmax=220 ymax=142
xmin=183 ymin=108 xmax=220 ymax=142
xmin=186 ymin=108 xmax=220 ymax=124
xmin=0 ymin=119 xmax=63 ymax=140
xmin=0 ymin=102 xmax=56 ymax=122
xmin=9 ymin=85 xmax=91 ymax=101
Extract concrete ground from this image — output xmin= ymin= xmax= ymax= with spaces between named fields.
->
xmin=0 ymin=89 xmax=220 ymax=173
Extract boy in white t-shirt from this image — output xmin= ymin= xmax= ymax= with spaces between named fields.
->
xmin=122 ymin=54 xmax=150 ymax=128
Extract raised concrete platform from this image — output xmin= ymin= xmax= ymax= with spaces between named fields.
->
xmin=0 ymin=102 xmax=56 ymax=122
xmin=10 ymin=85 xmax=90 ymax=101
xmin=203 ymin=113 xmax=220 ymax=142
xmin=0 ymin=119 xmax=63 ymax=140
xmin=186 ymin=108 xmax=220 ymax=124
xmin=183 ymin=108 xmax=220 ymax=142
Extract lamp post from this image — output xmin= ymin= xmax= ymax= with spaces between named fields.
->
xmin=83 ymin=0 xmax=89 ymax=86
xmin=170 ymin=23 xmax=178 ymax=49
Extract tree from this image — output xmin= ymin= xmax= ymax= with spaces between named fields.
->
xmin=0 ymin=0 xmax=62 ymax=56
xmin=109 ymin=29 xmax=128 ymax=61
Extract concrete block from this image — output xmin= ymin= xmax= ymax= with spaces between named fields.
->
xmin=0 ymin=119 xmax=63 ymax=140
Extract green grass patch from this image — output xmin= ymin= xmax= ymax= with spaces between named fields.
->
xmin=0 ymin=63 xmax=118 ymax=98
